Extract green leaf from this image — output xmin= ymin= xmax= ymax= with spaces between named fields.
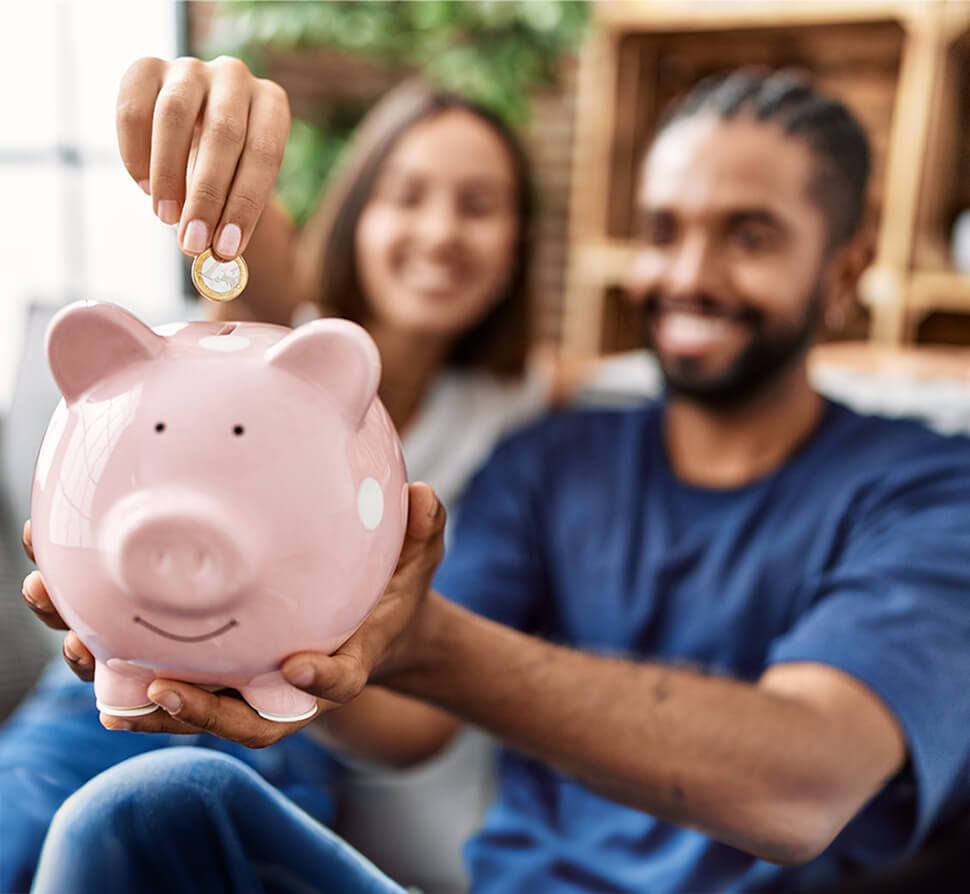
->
xmin=199 ymin=0 xmax=590 ymax=215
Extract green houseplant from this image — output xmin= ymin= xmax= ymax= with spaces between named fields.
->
xmin=198 ymin=0 xmax=589 ymax=224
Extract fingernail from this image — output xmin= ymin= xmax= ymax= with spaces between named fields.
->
xmin=286 ymin=664 xmax=314 ymax=687
xmin=104 ymin=718 xmax=132 ymax=731
xmin=63 ymin=641 xmax=82 ymax=663
xmin=22 ymin=587 xmax=40 ymax=610
xmin=157 ymin=200 xmax=180 ymax=225
xmin=137 ymin=179 xmax=150 ymax=195
xmin=22 ymin=571 xmax=42 ymax=601
xmin=183 ymin=219 xmax=208 ymax=254
xmin=427 ymin=496 xmax=440 ymax=519
xmin=215 ymin=223 xmax=241 ymax=258
xmin=151 ymin=690 xmax=182 ymax=714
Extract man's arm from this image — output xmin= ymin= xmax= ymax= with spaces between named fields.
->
xmin=310 ymin=687 xmax=460 ymax=768
xmin=374 ymin=592 xmax=906 ymax=866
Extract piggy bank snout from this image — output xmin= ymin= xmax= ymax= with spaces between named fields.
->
xmin=107 ymin=497 xmax=254 ymax=615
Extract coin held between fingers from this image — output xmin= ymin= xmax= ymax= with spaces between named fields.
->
xmin=191 ymin=249 xmax=249 ymax=302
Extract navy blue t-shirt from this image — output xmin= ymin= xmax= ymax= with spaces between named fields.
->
xmin=432 ymin=400 xmax=970 ymax=894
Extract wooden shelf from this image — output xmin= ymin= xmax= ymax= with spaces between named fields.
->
xmin=565 ymin=0 xmax=970 ymax=355
xmin=909 ymin=269 xmax=970 ymax=313
xmin=594 ymin=2 xmax=928 ymax=31
xmin=570 ymin=240 xmax=637 ymax=285
xmin=810 ymin=339 xmax=970 ymax=380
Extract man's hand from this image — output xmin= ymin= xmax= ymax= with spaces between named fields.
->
xmin=22 ymin=520 xmax=95 ymax=682
xmin=22 ymin=482 xmax=446 ymax=748
xmin=280 ymin=482 xmax=446 ymax=697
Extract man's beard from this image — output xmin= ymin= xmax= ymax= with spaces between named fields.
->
xmin=639 ymin=284 xmax=823 ymax=412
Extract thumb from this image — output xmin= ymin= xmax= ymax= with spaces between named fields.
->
xmin=403 ymin=481 xmax=445 ymax=548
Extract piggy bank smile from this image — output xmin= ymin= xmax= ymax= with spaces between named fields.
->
xmin=133 ymin=615 xmax=239 ymax=643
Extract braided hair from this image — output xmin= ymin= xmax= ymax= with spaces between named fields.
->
xmin=657 ymin=69 xmax=871 ymax=248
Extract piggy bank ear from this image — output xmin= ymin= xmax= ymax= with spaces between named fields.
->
xmin=46 ymin=301 xmax=164 ymax=405
xmin=265 ymin=318 xmax=381 ymax=430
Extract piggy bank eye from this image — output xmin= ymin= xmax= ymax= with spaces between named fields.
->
xmin=155 ymin=422 xmax=165 ymax=433
xmin=233 ymin=425 xmax=245 ymax=436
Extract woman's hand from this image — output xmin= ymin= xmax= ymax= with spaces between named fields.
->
xmin=21 ymin=521 xmax=95 ymax=682
xmin=117 ymin=56 xmax=291 ymax=260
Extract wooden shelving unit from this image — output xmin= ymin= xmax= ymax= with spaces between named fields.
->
xmin=564 ymin=0 xmax=970 ymax=356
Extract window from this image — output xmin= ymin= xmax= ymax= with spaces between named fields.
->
xmin=0 ymin=0 xmax=186 ymax=410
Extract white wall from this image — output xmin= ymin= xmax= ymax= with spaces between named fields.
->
xmin=0 ymin=0 xmax=186 ymax=411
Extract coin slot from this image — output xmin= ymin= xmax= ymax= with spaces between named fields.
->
xmin=217 ymin=323 xmax=239 ymax=336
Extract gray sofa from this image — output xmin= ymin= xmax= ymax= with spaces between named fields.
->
xmin=0 ymin=302 xmax=62 ymax=721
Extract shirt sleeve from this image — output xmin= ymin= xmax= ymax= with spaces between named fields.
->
xmin=432 ymin=430 xmax=549 ymax=633
xmin=768 ymin=449 xmax=970 ymax=855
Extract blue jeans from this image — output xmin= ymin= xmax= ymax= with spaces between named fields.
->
xmin=0 ymin=661 xmax=401 ymax=893
xmin=31 ymin=748 xmax=405 ymax=894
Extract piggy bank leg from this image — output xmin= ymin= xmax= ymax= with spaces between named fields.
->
xmin=239 ymin=671 xmax=318 ymax=722
xmin=94 ymin=659 xmax=158 ymax=717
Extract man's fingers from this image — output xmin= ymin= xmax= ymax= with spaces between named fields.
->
xmin=21 ymin=519 xmax=34 ymax=563
xmin=396 ymin=482 xmax=446 ymax=571
xmin=281 ymin=651 xmax=370 ymax=705
xmin=22 ymin=564 xmax=95 ymax=679
xmin=62 ymin=632 xmax=95 ymax=682
xmin=100 ymin=686 xmax=235 ymax=736
xmin=279 ymin=483 xmax=449 ymax=698
xmin=102 ymin=682 xmax=327 ymax=742
xmin=130 ymin=680 xmax=313 ymax=748
xmin=100 ymin=707 xmax=191 ymax=735
xmin=407 ymin=481 xmax=445 ymax=540
xmin=116 ymin=57 xmax=166 ymax=194
xmin=22 ymin=571 xmax=69 ymax=630
xmin=388 ymin=482 xmax=446 ymax=586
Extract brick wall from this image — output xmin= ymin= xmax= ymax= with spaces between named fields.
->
xmin=522 ymin=56 xmax=578 ymax=345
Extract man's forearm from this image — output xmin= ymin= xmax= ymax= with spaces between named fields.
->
xmin=388 ymin=592 xmax=904 ymax=864
xmin=309 ymin=687 xmax=460 ymax=768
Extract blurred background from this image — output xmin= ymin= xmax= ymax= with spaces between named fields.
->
xmin=3 ymin=0 xmax=970 ymax=715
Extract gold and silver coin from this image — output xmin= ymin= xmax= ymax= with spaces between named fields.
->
xmin=191 ymin=249 xmax=249 ymax=302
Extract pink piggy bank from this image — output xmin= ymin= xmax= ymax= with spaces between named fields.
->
xmin=30 ymin=301 xmax=408 ymax=722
